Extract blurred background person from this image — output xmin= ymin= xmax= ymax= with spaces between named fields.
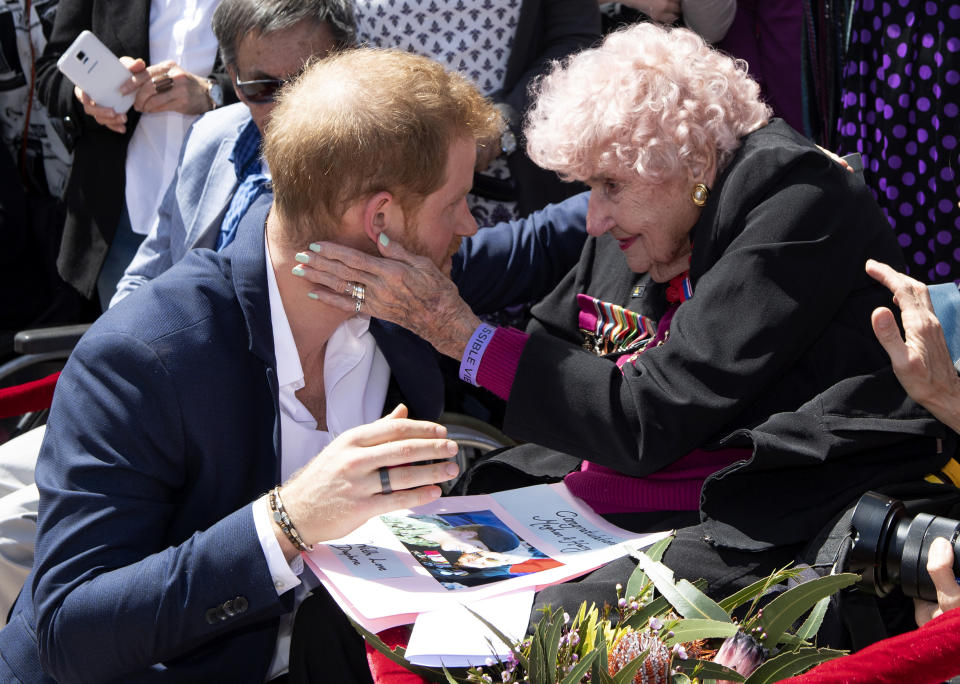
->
xmin=35 ymin=0 xmax=237 ymax=311
xmin=718 ymin=0 xmax=804 ymax=133
xmin=353 ymin=0 xmax=600 ymax=225
xmin=599 ymin=0 xmax=735 ymax=44
xmin=0 ymin=0 xmax=84 ymax=354
xmin=836 ymin=1 xmax=960 ymax=284
xmin=109 ymin=0 xmax=354 ymax=307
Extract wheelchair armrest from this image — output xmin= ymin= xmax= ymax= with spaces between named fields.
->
xmin=14 ymin=324 xmax=91 ymax=355
xmin=440 ymin=412 xmax=514 ymax=453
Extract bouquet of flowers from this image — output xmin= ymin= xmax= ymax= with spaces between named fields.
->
xmin=355 ymin=536 xmax=857 ymax=683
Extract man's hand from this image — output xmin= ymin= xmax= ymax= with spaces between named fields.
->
xmin=73 ymin=56 xmax=146 ymax=134
xmin=123 ymin=59 xmax=215 ymax=115
xmin=914 ymin=537 xmax=960 ymax=626
xmin=274 ymin=405 xmax=460 ymax=560
xmin=72 ymin=56 xmax=214 ymax=133
xmin=816 ymin=145 xmax=854 ymax=172
xmin=866 ymin=259 xmax=960 ymax=433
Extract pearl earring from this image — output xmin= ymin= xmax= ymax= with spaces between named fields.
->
xmin=691 ymin=183 xmax=709 ymax=207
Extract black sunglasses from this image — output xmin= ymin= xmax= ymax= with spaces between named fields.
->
xmin=234 ymin=74 xmax=290 ymax=103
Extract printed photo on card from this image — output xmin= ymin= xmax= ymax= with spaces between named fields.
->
xmin=381 ymin=510 xmax=562 ymax=590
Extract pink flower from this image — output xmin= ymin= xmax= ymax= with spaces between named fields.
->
xmin=713 ymin=631 xmax=768 ymax=682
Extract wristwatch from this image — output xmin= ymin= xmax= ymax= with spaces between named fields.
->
xmin=206 ymin=79 xmax=224 ymax=110
xmin=493 ymin=103 xmax=519 ymax=156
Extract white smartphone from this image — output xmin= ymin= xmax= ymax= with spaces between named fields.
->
xmin=56 ymin=30 xmax=136 ymax=113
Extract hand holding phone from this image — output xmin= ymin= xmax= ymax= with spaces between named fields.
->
xmin=73 ymin=57 xmax=146 ymax=134
xmin=57 ymin=31 xmax=138 ymax=118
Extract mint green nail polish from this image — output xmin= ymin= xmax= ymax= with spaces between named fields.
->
xmin=309 ymin=243 xmax=323 ymax=253
xmin=378 ymin=233 xmax=390 ymax=247
xmin=294 ymin=252 xmax=310 ymax=264
xmin=291 ymin=265 xmax=306 ymax=276
xmin=307 ymin=292 xmax=319 ymax=300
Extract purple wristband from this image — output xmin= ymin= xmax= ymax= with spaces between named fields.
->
xmin=459 ymin=323 xmax=497 ymax=386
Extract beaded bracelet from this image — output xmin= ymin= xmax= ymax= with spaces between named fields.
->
xmin=269 ymin=486 xmax=313 ymax=553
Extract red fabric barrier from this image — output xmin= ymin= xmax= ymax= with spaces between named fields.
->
xmin=0 ymin=372 xmax=59 ymax=419
xmin=366 ymin=626 xmax=428 ymax=684
xmin=785 ymin=607 xmax=960 ymax=684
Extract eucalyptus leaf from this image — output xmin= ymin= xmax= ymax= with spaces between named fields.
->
xmin=777 ymin=632 xmax=807 ymax=649
xmin=635 ymin=554 xmax=731 ymax=622
xmin=662 ymin=618 xmax=739 ymax=645
xmin=625 ymin=535 xmax=674 ymax=600
xmin=794 ymin=595 xmax=831 ymax=642
xmin=674 ymin=658 xmax=746 ymax=682
xmin=717 ymin=568 xmax=801 ymax=614
xmin=611 ymin=647 xmax=650 ymax=684
xmin=624 ymin=578 xmax=708 ymax=629
xmin=675 ymin=579 xmax=731 ymax=622
xmin=744 ymin=647 xmax=846 ymax=683
xmin=758 ymin=574 xmax=857 ymax=648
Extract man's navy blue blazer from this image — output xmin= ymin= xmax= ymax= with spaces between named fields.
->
xmin=0 ymin=194 xmax=449 ymax=682
xmin=0 ymin=191 xmax=590 ymax=682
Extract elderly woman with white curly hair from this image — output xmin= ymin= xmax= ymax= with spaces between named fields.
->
xmin=298 ymin=24 xmax=955 ymax=607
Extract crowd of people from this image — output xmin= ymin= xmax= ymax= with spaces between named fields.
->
xmin=0 ymin=0 xmax=958 ymax=682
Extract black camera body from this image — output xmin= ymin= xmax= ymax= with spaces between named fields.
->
xmin=848 ymin=491 xmax=960 ymax=602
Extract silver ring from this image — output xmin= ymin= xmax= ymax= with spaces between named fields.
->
xmin=355 ymin=297 xmax=363 ymax=313
xmin=379 ymin=467 xmax=392 ymax=495
xmin=352 ymin=283 xmax=365 ymax=301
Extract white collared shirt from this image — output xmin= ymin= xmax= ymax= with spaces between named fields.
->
xmin=252 ymin=238 xmax=390 ymax=679
xmin=124 ymin=0 xmax=219 ymax=235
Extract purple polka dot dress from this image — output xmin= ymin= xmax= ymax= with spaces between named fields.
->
xmin=836 ymin=0 xmax=960 ymax=283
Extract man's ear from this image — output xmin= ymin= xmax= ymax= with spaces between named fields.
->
xmin=361 ymin=191 xmax=404 ymax=244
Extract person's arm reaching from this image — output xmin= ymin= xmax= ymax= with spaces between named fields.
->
xmin=866 ymin=259 xmax=960 ymax=433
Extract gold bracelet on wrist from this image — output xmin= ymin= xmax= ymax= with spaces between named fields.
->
xmin=268 ymin=486 xmax=313 ymax=553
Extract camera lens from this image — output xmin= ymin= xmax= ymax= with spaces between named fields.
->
xmin=848 ymin=491 xmax=960 ymax=601
xmin=77 ymin=51 xmax=86 ymax=61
